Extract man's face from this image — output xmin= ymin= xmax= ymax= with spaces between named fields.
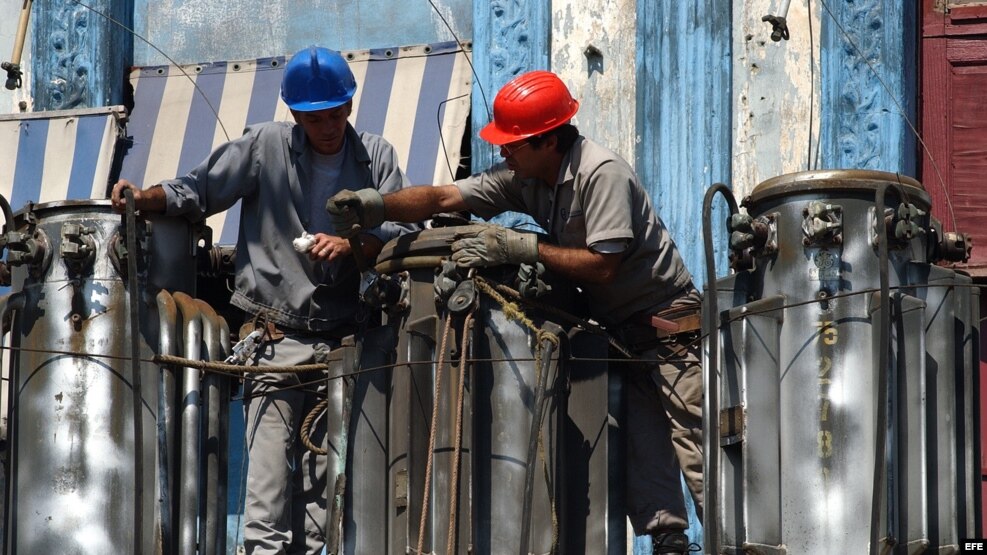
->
xmin=293 ymin=102 xmax=352 ymax=155
xmin=500 ymin=136 xmax=554 ymax=182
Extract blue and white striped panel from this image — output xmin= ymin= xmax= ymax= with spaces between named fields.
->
xmin=0 ymin=106 xmax=126 ymax=218
xmin=120 ymin=41 xmax=473 ymax=245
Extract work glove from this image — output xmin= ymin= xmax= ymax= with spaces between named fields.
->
xmin=451 ymin=225 xmax=539 ymax=268
xmin=326 ymin=188 xmax=386 ymax=238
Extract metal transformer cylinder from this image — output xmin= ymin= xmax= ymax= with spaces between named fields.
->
xmin=320 ymin=226 xmax=623 ymax=555
xmin=707 ymin=170 xmax=980 ymax=554
xmin=1 ymin=200 xmax=198 ymax=555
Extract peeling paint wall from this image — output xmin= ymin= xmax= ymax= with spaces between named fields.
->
xmin=551 ymin=0 xmax=637 ymax=163
xmin=732 ymin=0 xmax=820 ymax=199
xmin=134 ymin=0 xmax=472 ymax=66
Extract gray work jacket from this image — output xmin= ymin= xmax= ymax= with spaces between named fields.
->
xmin=159 ymin=121 xmax=415 ymax=332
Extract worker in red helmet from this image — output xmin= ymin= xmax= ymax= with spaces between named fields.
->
xmin=112 ymin=46 xmax=416 ymax=555
xmin=327 ymin=70 xmax=703 ymax=554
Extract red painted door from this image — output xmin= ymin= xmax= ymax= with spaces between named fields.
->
xmin=922 ymin=0 xmax=987 ymax=275
xmin=922 ymin=0 xmax=987 ymax=536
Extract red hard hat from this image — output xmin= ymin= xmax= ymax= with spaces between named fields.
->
xmin=479 ymin=71 xmax=579 ymax=145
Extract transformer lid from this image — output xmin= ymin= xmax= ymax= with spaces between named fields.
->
xmin=746 ymin=169 xmax=929 ymax=208
xmin=375 ymin=224 xmax=492 ymax=273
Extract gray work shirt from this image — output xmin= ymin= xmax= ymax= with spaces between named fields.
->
xmin=159 ymin=121 xmax=416 ymax=331
xmin=455 ymin=135 xmax=692 ymax=325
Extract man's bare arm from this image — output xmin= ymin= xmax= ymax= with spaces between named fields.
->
xmin=110 ymin=180 xmax=167 ymax=213
xmin=383 ymin=184 xmax=467 ymax=222
xmin=537 ymin=242 xmax=622 ymax=285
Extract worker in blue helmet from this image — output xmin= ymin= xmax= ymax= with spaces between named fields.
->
xmin=111 ymin=46 xmax=416 ymax=554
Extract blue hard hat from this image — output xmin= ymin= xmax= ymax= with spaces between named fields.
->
xmin=281 ymin=47 xmax=357 ymax=112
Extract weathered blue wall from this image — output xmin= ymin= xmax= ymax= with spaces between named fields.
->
xmin=472 ymin=0 xmax=550 ymax=174
xmin=819 ymin=1 xmax=918 ymax=174
xmin=637 ymin=2 xmax=733 ymax=289
xmin=30 ymin=0 xmax=133 ymax=111
xmin=731 ymin=0 xmax=919 ymax=204
xmin=8 ymin=3 xmax=929 ymax=554
xmin=133 ymin=0 xmax=472 ymax=66
xmin=732 ymin=0 xmax=820 ymax=197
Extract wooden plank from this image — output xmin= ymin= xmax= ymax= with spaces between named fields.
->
xmin=926 ymin=36 xmax=987 ymax=270
xmin=947 ymin=38 xmax=987 ymax=61
xmin=948 ymin=61 xmax=987 ymax=270
xmin=923 ymin=0 xmax=987 ymax=37
xmin=924 ymin=0 xmax=947 ymax=37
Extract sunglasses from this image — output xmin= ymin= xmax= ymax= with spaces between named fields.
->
xmin=500 ymin=140 xmax=533 ymax=157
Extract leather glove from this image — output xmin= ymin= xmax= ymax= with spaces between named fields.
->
xmin=451 ymin=226 xmax=539 ymax=268
xmin=326 ymin=188 xmax=386 ymax=238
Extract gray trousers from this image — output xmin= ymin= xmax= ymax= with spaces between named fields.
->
xmin=621 ymin=293 xmax=705 ymax=535
xmin=243 ymin=335 xmax=335 ymax=555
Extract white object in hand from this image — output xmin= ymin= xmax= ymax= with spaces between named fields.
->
xmin=293 ymin=232 xmax=316 ymax=253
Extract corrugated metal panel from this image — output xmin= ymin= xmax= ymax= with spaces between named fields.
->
xmin=637 ymin=3 xmax=733 ymax=289
xmin=0 ymin=106 xmax=126 ymax=211
xmin=119 ymin=41 xmax=473 ymax=244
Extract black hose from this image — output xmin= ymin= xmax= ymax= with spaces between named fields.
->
xmin=155 ymin=290 xmax=178 ymax=555
xmin=123 ymin=189 xmax=144 ymax=555
xmin=701 ymin=183 xmax=739 ymax=552
xmin=0 ymin=194 xmax=13 ymax=236
xmin=0 ymin=293 xmax=26 ymax=555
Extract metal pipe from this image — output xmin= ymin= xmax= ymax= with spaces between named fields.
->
xmin=327 ymin=362 xmax=354 ymax=555
xmin=973 ymin=283 xmax=984 ymax=539
xmin=2 ymin=0 xmax=33 ymax=90
xmin=0 ymin=292 xmax=24 ymax=451
xmin=195 ymin=299 xmax=228 ymax=555
xmin=155 ymin=290 xmax=179 ymax=555
xmin=172 ymin=292 xmax=202 ymax=555
xmin=0 ymin=292 xmax=25 ymax=555
xmin=519 ymin=323 xmax=561 ymax=555
xmin=869 ymin=183 xmax=902 ymax=555
xmin=218 ymin=316 xmax=232 ymax=550
xmin=122 ymin=188 xmax=145 ymax=555
xmin=701 ymin=183 xmax=739 ymax=553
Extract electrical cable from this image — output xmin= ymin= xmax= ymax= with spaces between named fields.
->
xmin=816 ymin=0 xmax=956 ymax=231
xmin=68 ymin=0 xmax=231 ymax=142
xmin=701 ymin=183 xmax=739 ymax=554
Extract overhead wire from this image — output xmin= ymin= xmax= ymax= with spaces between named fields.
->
xmin=68 ymin=0 xmax=231 ymax=142
xmin=814 ymin=0 xmax=957 ymax=230
xmin=7 ymin=3 xmax=513 ymax=552
xmin=0 ymin=280 xmax=980 ymax=380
